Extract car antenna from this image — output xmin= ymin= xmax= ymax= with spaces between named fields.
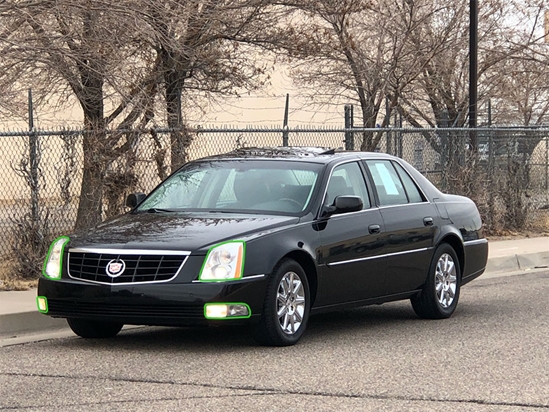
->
xmin=320 ymin=148 xmax=335 ymax=155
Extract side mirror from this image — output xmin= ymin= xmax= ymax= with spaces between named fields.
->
xmin=126 ymin=192 xmax=146 ymax=208
xmin=323 ymin=195 xmax=363 ymax=217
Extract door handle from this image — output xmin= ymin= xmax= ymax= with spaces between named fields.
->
xmin=368 ymin=224 xmax=381 ymax=234
xmin=423 ymin=217 xmax=434 ymax=226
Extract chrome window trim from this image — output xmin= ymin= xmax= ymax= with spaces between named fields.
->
xmin=376 ymin=202 xmax=431 ymax=210
xmin=319 ymin=206 xmax=383 ymax=221
xmin=67 ymin=250 xmax=189 ymax=286
xmin=328 ymin=247 xmax=431 ymax=267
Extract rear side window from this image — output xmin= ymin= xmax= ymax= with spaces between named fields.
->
xmin=393 ymin=162 xmax=424 ymax=203
xmin=366 ymin=161 xmax=407 ymax=206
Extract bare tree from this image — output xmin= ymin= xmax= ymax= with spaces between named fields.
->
xmin=0 ymin=0 xmax=278 ymax=229
xmin=277 ymin=0 xmax=464 ymax=150
xmin=0 ymin=0 xmax=159 ymax=229
xmin=138 ymin=0 xmax=281 ymax=169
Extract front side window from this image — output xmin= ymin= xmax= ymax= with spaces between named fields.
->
xmin=324 ymin=162 xmax=370 ymax=209
xmin=137 ymin=160 xmax=322 ymax=215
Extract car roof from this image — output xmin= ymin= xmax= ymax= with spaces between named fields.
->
xmin=197 ymin=147 xmax=396 ymax=164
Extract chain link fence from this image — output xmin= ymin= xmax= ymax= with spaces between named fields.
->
xmin=1 ymin=126 xmax=548 ymax=269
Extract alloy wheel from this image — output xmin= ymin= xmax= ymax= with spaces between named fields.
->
xmin=276 ymin=271 xmax=306 ymax=334
xmin=435 ymin=253 xmax=457 ymax=308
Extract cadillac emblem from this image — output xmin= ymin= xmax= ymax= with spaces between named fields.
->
xmin=106 ymin=259 xmax=126 ymax=278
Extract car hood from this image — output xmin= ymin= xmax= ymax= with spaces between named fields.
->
xmin=69 ymin=212 xmax=300 ymax=254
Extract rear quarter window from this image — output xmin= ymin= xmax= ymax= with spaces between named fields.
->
xmin=393 ymin=162 xmax=425 ymax=203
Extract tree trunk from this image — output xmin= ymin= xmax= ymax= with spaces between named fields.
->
xmin=165 ymin=69 xmax=192 ymax=171
xmin=74 ymin=57 xmax=106 ymax=230
xmin=74 ymin=129 xmax=106 ymax=230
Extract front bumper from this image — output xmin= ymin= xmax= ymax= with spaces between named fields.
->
xmin=37 ymin=275 xmax=268 ymax=326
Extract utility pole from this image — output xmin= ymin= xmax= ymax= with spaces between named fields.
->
xmin=469 ymin=0 xmax=478 ymax=149
xmin=282 ymin=94 xmax=289 ymax=146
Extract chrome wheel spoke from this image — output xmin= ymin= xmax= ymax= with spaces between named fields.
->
xmin=435 ymin=271 xmax=444 ymax=283
xmin=282 ymin=313 xmax=290 ymax=331
xmin=445 ymin=260 xmax=455 ymax=276
xmin=292 ymin=280 xmax=302 ymax=295
xmin=289 ymin=316 xmax=296 ymax=333
xmin=435 ymin=281 xmax=443 ymax=292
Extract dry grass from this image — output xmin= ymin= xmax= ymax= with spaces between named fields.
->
xmin=486 ymin=208 xmax=549 ymax=240
xmin=0 ymin=259 xmax=38 ymax=291
xmin=530 ymin=208 xmax=549 ymax=234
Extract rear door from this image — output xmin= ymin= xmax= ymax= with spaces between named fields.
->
xmin=364 ymin=160 xmax=437 ymax=295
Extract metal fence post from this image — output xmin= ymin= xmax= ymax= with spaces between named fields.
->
xmin=545 ymin=135 xmax=549 ymax=192
xmin=28 ymin=89 xmax=40 ymax=224
xmin=344 ymin=104 xmax=354 ymax=150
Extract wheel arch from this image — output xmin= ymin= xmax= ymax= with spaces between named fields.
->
xmin=437 ymin=234 xmax=465 ymax=277
xmin=281 ymin=250 xmax=318 ymax=307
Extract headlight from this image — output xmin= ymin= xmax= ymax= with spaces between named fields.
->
xmin=199 ymin=241 xmax=245 ymax=282
xmin=43 ymin=236 xmax=70 ymax=280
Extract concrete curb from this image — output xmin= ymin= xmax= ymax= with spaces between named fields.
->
xmin=486 ymin=251 xmax=549 ymax=274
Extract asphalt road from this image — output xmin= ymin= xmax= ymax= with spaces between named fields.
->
xmin=1 ymin=270 xmax=548 ymax=412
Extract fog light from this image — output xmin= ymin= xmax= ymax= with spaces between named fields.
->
xmin=36 ymin=296 xmax=48 ymax=313
xmin=204 ymin=303 xmax=251 ymax=319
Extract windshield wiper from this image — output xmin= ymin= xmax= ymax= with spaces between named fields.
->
xmin=143 ymin=208 xmax=175 ymax=213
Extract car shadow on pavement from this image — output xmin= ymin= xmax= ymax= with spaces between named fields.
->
xmin=41 ymin=301 xmax=431 ymax=352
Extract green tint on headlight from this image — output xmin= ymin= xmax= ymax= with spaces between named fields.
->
xmin=42 ymin=236 xmax=70 ymax=280
xmin=199 ymin=241 xmax=246 ymax=282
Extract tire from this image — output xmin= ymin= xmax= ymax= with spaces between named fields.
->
xmin=254 ymin=259 xmax=311 ymax=346
xmin=411 ymin=243 xmax=461 ymax=319
xmin=67 ymin=318 xmax=123 ymax=339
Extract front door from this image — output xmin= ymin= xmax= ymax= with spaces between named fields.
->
xmin=315 ymin=161 xmax=387 ymax=306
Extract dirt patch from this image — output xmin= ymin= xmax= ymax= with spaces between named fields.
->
xmin=0 ymin=259 xmax=38 ymax=291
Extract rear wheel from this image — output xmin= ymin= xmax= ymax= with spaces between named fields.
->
xmin=67 ymin=318 xmax=123 ymax=339
xmin=411 ymin=243 xmax=461 ymax=319
xmin=254 ymin=259 xmax=310 ymax=346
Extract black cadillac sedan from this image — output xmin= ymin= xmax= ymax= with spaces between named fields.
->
xmin=38 ymin=147 xmax=488 ymax=346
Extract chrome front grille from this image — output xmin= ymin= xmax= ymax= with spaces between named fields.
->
xmin=67 ymin=249 xmax=189 ymax=285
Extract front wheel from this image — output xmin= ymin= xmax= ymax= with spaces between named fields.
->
xmin=411 ymin=243 xmax=461 ymax=319
xmin=254 ymin=259 xmax=310 ymax=346
xmin=67 ymin=318 xmax=123 ymax=339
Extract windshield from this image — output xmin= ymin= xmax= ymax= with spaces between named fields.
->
xmin=137 ymin=160 xmax=322 ymax=215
